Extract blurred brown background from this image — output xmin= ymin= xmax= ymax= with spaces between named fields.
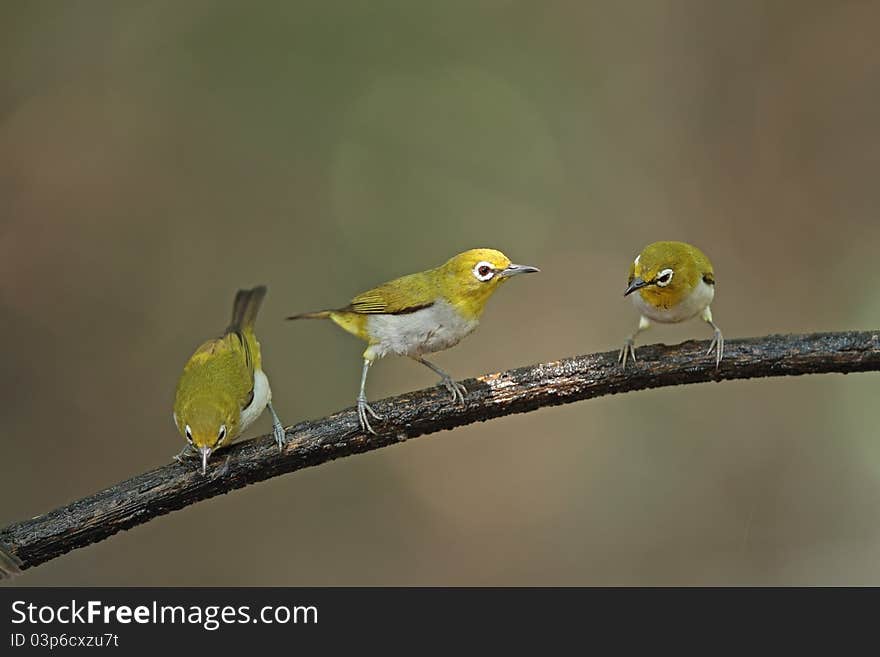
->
xmin=2 ymin=0 xmax=879 ymax=586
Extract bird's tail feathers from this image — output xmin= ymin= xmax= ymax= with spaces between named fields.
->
xmin=228 ymin=285 xmax=267 ymax=333
xmin=286 ymin=310 xmax=333 ymax=321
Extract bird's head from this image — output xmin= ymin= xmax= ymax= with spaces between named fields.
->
xmin=624 ymin=241 xmax=711 ymax=309
xmin=439 ymin=248 xmax=539 ymax=318
xmin=173 ymin=394 xmax=238 ymax=474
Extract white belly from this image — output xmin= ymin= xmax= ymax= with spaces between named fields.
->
xmin=239 ymin=369 xmax=271 ymax=433
xmin=366 ymin=300 xmax=478 ymax=358
xmin=632 ymin=279 xmax=715 ymax=323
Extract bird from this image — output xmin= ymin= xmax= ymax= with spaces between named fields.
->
xmin=619 ymin=241 xmax=723 ymax=368
xmin=287 ymin=248 xmax=540 ymax=434
xmin=173 ymin=286 xmax=287 ymax=474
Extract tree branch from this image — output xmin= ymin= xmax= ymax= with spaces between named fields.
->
xmin=2 ymin=331 xmax=878 ymax=576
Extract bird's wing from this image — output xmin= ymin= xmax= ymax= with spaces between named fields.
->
xmin=226 ymin=332 xmax=256 ymax=408
xmin=227 ymin=330 xmax=255 ymax=379
xmin=346 ymin=271 xmax=437 ymax=315
xmin=186 ymin=334 xmax=255 ymax=410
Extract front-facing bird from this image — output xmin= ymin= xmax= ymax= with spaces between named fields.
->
xmin=287 ymin=248 xmax=540 ymax=434
xmin=174 ymin=286 xmax=287 ymax=474
xmin=620 ymin=241 xmax=723 ymax=368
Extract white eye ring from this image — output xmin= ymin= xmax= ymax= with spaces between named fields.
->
xmin=656 ymin=268 xmax=674 ymax=287
xmin=185 ymin=425 xmax=193 ymax=444
xmin=472 ymin=261 xmax=496 ymax=282
xmin=217 ymin=424 xmax=227 ymax=445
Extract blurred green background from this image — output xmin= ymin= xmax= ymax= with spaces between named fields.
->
xmin=2 ymin=0 xmax=879 ymax=585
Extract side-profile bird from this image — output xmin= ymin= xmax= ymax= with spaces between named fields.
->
xmin=620 ymin=241 xmax=723 ymax=368
xmin=287 ymin=248 xmax=539 ymax=434
xmin=174 ymin=286 xmax=287 ymax=474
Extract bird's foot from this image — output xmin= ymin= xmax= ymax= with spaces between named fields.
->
xmin=172 ymin=444 xmax=196 ymax=465
xmin=266 ymin=402 xmax=288 ymax=453
xmin=707 ymin=328 xmax=724 ymax=369
xmin=619 ymin=338 xmax=637 ymax=369
xmin=357 ymin=395 xmax=382 ymax=435
xmin=213 ymin=455 xmax=232 ymax=478
xmin=438 ymin=375 xmax=467 ymax=405
xmin=272 ymin=420 xmax=288 ymax=453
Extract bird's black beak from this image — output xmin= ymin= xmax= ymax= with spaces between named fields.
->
xmin=498 ymin=263 xmax=540 ymax=278
xmin=623 ymin=277 xmax=648 ymax=296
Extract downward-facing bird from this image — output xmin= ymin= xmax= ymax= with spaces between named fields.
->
xmin=287 ymin=248 xmax=540 ymax=434
xmin=174 ymin=286 xmax=287 ymax=474
xmin=620 ymin=241 xmax=723 ymax=368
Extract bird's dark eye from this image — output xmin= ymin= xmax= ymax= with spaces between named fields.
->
xmin=473 ymin=260 xmax=496 ymax=282
xmin=655 ymin=268 xmax=674 ymax=287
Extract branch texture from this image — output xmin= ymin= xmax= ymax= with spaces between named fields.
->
xmin=2 ymin=331 xmax=878 ymax=576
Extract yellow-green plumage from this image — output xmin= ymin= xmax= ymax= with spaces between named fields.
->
xmin=175 ymin=332 xmax=256 ymax=441
xmin=290 ymin=249 xmax=513 ymax=343
xmin=287 ymin=248 xmax=539 ymax=434
xmin=628 ymin=241 xmax=714 ymax=311
xmin=174 ymin=286 xmax=286 ymax=473
xmin=620 ymin=241 xmax=723 ymax=368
